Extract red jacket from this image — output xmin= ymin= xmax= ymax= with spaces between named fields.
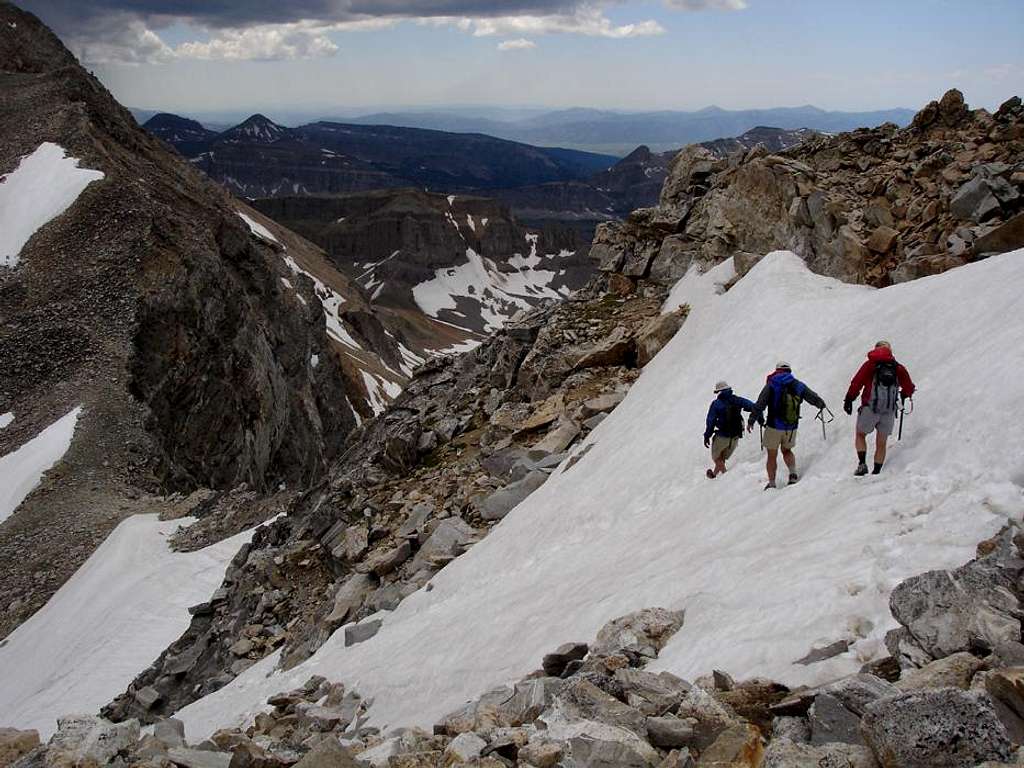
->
xmin=845 ymin=347 xmax=915 ymax=405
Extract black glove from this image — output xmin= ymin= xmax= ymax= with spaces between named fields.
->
xmin=843 ymin=398 xmax=853 ymax=415
xmin=703 ymin=436 xmax=710 ymax=448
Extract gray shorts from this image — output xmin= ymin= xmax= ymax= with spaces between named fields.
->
xmin=857 ymin=405 xmax=896 ymax=436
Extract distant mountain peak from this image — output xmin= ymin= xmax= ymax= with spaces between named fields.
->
xmin=223 ymin=114 xmax=289 ymax=143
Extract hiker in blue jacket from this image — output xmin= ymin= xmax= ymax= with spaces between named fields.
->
xmin=748 ymin=362 xmax=827 ymax=489
xmin=704 ymin=381 xmax=761 ymax=479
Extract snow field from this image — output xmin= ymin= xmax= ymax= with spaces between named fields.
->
xmin=0 ymin=516 xmax=264 ymax=738
xmin=0 ymin=143 xmax=105 ymax=268
xmin=176 ymin=250 xmax=1024 ymax=739
xmin=0 ymin=406 xmax=81 ymax=525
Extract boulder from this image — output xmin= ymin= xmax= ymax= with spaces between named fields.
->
xmin=531 ymin=419 xmax=581 ymax=454
xmin=866 ymin=226 xmax=899 ymax=254
xmin=358 ymin=541 xmax=412 ymax=576
xmin=135 ymin=685 xmax=162 ymax=710
xmin=293 ymin=737 xmax=360 ymax=768
xmin=575 ymin=327 xmax=635 ymax=369
xmin=607 ymin=272 xmax=636 ymax=297
xmin=154 ymin=718 xmax=187 ymax=748
xmin=950 ymin=177 xmax=1003 ymax=222
xmin=506 ymin=677 xmax=565 ymax=723
xmin=615 ymin=669 xmax=691 ymax=715
xmin=761 ymin=738 xmax=878 ymax=768
xmin=168 ymin=747 xmax=234 ymax=768
xmin=517 ymin=739 xmax=563 ymax=768
xmin=986 ymin=667 xmax=1024 ymax=720
xmin=543 ymin=642 xmax=589 ymax=677
xmin=565 ymin=736 xmax=652 ymax=768
xmin=0 ymin=728 xmax=39 ymax=767
xmin=732 ymin=252 xmax=765 ymax=278
xmin=444 ymin=732 xmax=486 ymax=764
xmin=894 ymin=652 xmax=985 ymax=691
xmin=771 ymin=716 xmax=810 ymax=743
xmin=860 ymin=688 xmax=1013 ymax=767
xmin=693 ymin=723 xmax=762 ymax=767
xmin=823 ymin=674 xmax=899 ymax=716
xmin=592 ymin=243 xmax=627 ymax=273
xmin=548 ymin=678 xmax=647 ymax=738
xmin=411 ymin=518 xmax=476 ymax=570
xmin=48 ymin=715 xmax=141 ymax=766
xmin=889 ymin=254 xmax=966 ymax=283
xmin=646 ymin=716 xmax=696 ymax=749
xmin=476 ymin=470 xmax=548 ymax=521
xmin=635 ymin=307 xmax=689 ymax=368
xmin=973 ymin=212 xmax=1024 ymax=256
xmin=808 ymin=693 xmax=864 ymax=746
xmin=581 ymin=394 xmax=624 ymax=418
xmin=650 ymin=235 xmax=696 ymax=285
xmin=344 ymin=618 xmax=383 ymax=647
xmin=674 ymin=687 xmax=741 ymax=751
xmin=592 ymin=607 xmax=685 ymax=660
xmin=324 ymin=573 xmax=375 ymax=630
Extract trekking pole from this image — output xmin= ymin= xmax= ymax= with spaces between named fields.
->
xmin=898 ymin=397 xmax=914 ymax=441
xmin=759 ymin=423 xmax=764 ymax=452
xmin=816 ymin=407 xmax=835 ymax=441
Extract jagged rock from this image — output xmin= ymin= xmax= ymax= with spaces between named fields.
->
xmin=866 ymin=226 xmax=899 ymax=254
xmin=761 ymin=738 xmax=878 ymax=768
xmin=48 ymin=715 xmax=141 ymax=766
xmin=973 ymin=212 xmax=1024 ymax=256
xmin=445 ymin=732 xmax=487 ymax=763
xmin=293 ymin=737 xmax=360 ymax=768
xmin=711 ymin=671 xmax=735 ymax=692
xmin=0 ymin=728 xmax=39 ymax=767
xmin=477 ymin=471 xmax=549 ymax=521
xmin=581 ymin=394 xmax=624 ymax=417
xmin=575 ymin=327 xmax=635 ymax=369
xmin=650 ymin=235 xmax=695 ymax=285
xmin=986 ymin=667 xmax=1024 ymax=720
xmin=518 ymin=739 xmax=563 ymax=768
xmin=822 ymin=674 xmax=899 ymax=717
xmin=635 ymin=307 xmax=688 ymax=368
xmin=516 ymin=393 xmax=567 ymax=433
xmin=615 ymin=669 xmax=691 ymax=715
xmin=894 ymin=652 xmax=985 ymax=691
xmin=135 ymin=685 xmax=162 ymax=710
xmin=732 ymin=252 xmax=765 ymax=278
xmin=950 ymin=176 xmax=1004 ymax=222
xmin=889 ymin=254 xmax=966 ymax=284
xmin=771 ymin=716 xmax=810 ymax=743
xmin=532 ymin=419 xmax=581 ymax=455
xmin=154 ymin=718 xmax=187 ymax=748
xmin=410 ymin=518 xmax=476 ymax=571
xmin=658 ymin=749 xmax=696 ymax=768
xmin=543 ymin=642 xmax=589 ymax=677
xmin=808 ymin=693 xmax=864 ymax=746
xmin=591 ymin=607 xmax=685 ymax=660
xmin=675 ymin=687 xmax=741 ymax=751
xmin=646 ymin=716 xmax=696 ymax=749
xmin=547 ymin=678 xmax=647 ymax=738
xmin=358 ymin=541 xmax=412 ymax=577
xmin=345 ymin=619 xmax=383 ymax=647
xmin=436 ymin=684 xmax=516 ymax=735
xmin=693 ymin=723 xmax=762 ymax=767
xmin=397 ymin=503 xmax=435 ymax=538
xmin=608 ymin=272 xmax=636 ymax=297
xmin=324 ymin=574 xmax=376 ymax=630
xmin=566 ymin=736 xmax=653 ymax=768
xmin=168 ymin=747 xmax=233 ymax=768
xmin=336 ymin=525 xmax=369 ymax=562
xmin=860 ymin=688 xmax=1013 ymax=767
xmin=794 ymin=639 xmax=851 ymax=666
xmin=592 ymin=243 xmax=627 ymax=273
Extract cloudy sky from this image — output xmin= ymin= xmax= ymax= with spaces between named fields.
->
xmin=18 ymin=0 xmax=1024 ymax=117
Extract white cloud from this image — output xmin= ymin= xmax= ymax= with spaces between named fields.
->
xmin=448 ymin=6 xmax=664 ymax=39
xmin=71 ymin=19 xmax=175 ymax=65
xmin=664 ymin=0 xmax=749 ymax=9
xmin=498 ymin=38 xmax=538 ymax=51
xmin=175 ymin=24 xmax=339 ymax=61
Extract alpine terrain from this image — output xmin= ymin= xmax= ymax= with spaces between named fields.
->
xmin=2 ymin=3 xmax=1024 ymax=768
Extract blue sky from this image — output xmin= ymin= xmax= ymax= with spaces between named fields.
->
xmin=21 ymin=0 xmax=1024 ymax=116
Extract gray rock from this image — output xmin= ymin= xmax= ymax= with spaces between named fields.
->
xmin=733 ymin=251 xmax=766 ymax=278
xmin=543 ymin=642 xmax=589 ymax=677
xmin=397 ymin=502 xmax=435 ymax=538
xmin=592 ymin=607 xmax=685 ymax=660
xmin=823 ymin=674 xmax=899 ymax=716
xmin=135 ymin=685 xmax=162 ymax=710
xmin=635 ymin=307 xmax=687 ymax=368
xmin=950 ymin=177 xmax=1003 ymax=222
xmin=575 ymin=326 xmax=635 ymax=369
xmin=0 ymin=728 xmax=40 ymax=767
xmin=581 ymin=393 xmax=624 ymax=417
xmin=49 ymin=715 xmax=141 ymax=766
xmin=795 ymin=639 xmax=851 ymax=666
xmin=772 ymin=716 xmax=810 ymax=744
xmin=761 ymin=738 xmax=878 ymax=768
xmin=323 ymin=573 xmax=375 ymax=630
xmin=674 ymin=686 xmax=739 ymax=751
xmin=153 ymin=718 xmax=186 ymax=749
xmin=986 ymin=667 xmax=1024 ymax=720
xmin=506 ymin=676 xmax=565 ymax=723
xmin=973 ymin=212 xmax=1024 ymax=256
xmin=532 ymin=419 xmax=581 ymax=454
xmin=445 ymin=732 xmax=487 ymax=763
xmin=592 ymin=243 xmax=627 ymax=273
xmin=411 ymin=517 xmax=476 ymax=569
xmin=550 ymin=678 xmax=647 ymax=739
xmin=615 ymin=669 xmax=691 ymax=715
xmin=357 ymin=540 xmax=412 ymax=576
xmin=583 ymin=413 xmax=608 ymax=431
xmin=808 ymin=693 xmax=864 ymax=746
xmin=646 ymin=716 xmax=696 ymax=749
xmin=167 ymin=747 xmax=233 ymax=768
xmin=894 ymin=652 xmax=985 ymax=691
xmin=566 ymin=736 xmax=651 ymax=768
xmin=344 ymin=618 xmax=383 ymax=647
xmin=477 ymin=470 xmax=548 ymax=521
xmin=860 ymin=688 xmax=1013 ymax=767
xmin=292 ymin=737 xmax=360 ymax=768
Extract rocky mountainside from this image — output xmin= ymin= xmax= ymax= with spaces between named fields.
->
xmin=142 ymin=113 xmax=217 ymax=157
xmin=253 ymin=189 xmax=594 ymax=338
xmin=0 ymin=4 xmax=411 ymax=639
xmin=144 ymin=112 xmax=616 ymax=199
xmin=592 ymin=89 xmax=1024 ymax=288
xmin=699 ymin=126 xmax=821 ymax=159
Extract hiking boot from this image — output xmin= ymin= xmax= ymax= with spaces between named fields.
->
xmin=764 ymin=482 xmax=776 ymax=491
xmin=788 ymin=473 xmax=799 ymax=485
xmin=872 ymin=463 xmax=883 ymax=475
xmin=706 ymin=469 xmax=716 ymax=480
xmin=855 ymin=463 xmax=868 ymax=477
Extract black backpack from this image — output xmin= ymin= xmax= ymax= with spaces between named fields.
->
xmin=723 ymin=401 xmax=744 ymax=437
xmin=872 ymin=360 xmax=900 ymax=414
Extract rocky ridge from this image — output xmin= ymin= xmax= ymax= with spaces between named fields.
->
xmin=14 ymin=523 xmax=1024 ymax=767
xmin=591 ymin=89 xmax=1024 ymax=288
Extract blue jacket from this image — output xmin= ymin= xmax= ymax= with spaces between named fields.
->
xmin=704 ymin=389 xmax=757 ymax=440
xmin=752 ymin=370 xmax=826 ymax=431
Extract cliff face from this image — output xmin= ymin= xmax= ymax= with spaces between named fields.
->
xmin=592 ymin=90 xmax=1024 ymax=288
xmin=0 ymin=4 xmax=359 ymax=636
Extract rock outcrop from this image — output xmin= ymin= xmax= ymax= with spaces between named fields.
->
xmin=593 ymin=89 xmax=1023 ymax=288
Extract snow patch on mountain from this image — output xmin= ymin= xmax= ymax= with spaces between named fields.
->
xmin=0 ymin=143 xmax=105 ymax=268
xmin=0 ymin=515 xmax=264 ymax=737
xmin=0 ymin=412 xmax=12 ymax=429
xmin=0 ymin=406 xmax=81 ymax=525
xmin=238 ymin=212 xmax=280 ymax=245
xmin=175 ymin=249 xmax=1024 ymax=739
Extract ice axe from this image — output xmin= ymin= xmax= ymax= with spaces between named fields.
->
xmin=816 ymin=406 xmax=835 ymax=441
xmin=898 ymin=397 xmax=914 ymax=441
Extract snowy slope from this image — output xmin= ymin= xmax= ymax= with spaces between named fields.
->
xmin=0 ymin=516 xmax=260 ymax=737
xmin=0 ymin=406 xmax=81 ymax=524
xmin=0 ymin=143 xmax=105 ymax=267
xmin=175 ymin=249 xmax=1024 ymax=737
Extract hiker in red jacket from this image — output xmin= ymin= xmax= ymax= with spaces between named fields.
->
xmin=843 ymin=341 xmax=915 ymax=476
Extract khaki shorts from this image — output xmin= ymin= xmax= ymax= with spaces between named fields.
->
xmin=857 ymin=405 xmax=896 ymax=437
xmin=763 ymin=427 xmax=797 ymax=451
xmin=711 ymin=435 xmax=739 ymax=461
